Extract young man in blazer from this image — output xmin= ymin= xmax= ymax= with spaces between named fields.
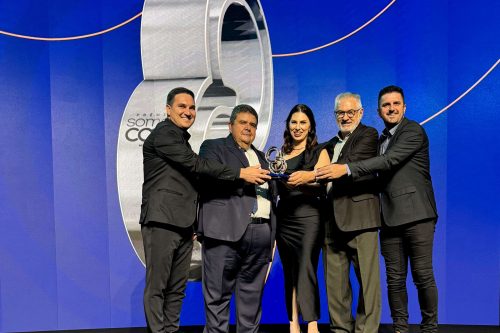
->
xmin=197 ymin=104 xmax=276 ymax=333
xmin=140 ymin=88 xmax=270 ymax=333
xmin=321 ymin=93 xmax=382 ymax=333
xmin=317 ymin=86 xmax=438 ymax=333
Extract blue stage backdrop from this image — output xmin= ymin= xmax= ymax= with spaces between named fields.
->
xmin=0 ymin=0 xmax=499 ymax=331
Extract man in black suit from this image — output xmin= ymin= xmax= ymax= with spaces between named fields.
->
xmin=318 ymin=93 xmax=381 ymax=333
xmin=197 ymin=104 xmax=276 ymax=333
xmin=317 ymin=86 xmax=438 ymax=333
xmin=140 ymin=88 xmax=270 ymax=333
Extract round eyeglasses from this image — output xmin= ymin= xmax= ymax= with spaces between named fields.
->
xmin=334 ymin=108 xmax=361 ymax=119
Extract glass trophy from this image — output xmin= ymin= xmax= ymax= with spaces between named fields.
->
xmin=265 ymin=146 xmax=289 ymax=180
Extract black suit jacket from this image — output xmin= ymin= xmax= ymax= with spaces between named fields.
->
xmin=197 ymin=135 xmax=277 ymax=249
xmin=323 ymin=123 xmax=381 ymax=233
xmin=349 ymin=118 xmax=438 ymax=227
xmin=139 ymin=119 xmax=239 ymax=228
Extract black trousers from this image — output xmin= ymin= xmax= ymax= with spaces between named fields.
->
xmin=380 ymin=219 xmax=438 ymax=333
xmin=202 ymin=223 xmax=271 ymax=333
xmin=142 ymin=222 xmax=194 ymax=333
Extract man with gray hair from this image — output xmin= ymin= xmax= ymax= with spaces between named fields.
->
xmin=319 ymin=93 xmax=381 ymax=333
xmin=317 ymin=86 xmax=439 ymax=333
xmin=197 ymin=104 xmax=276 ymax=333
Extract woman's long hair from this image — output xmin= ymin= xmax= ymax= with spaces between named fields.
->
xmin=282 ymin=104 xmax=318 ymax=155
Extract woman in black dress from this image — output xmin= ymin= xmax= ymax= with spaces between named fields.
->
xmin=277 ymin=104 xmax=329 ymax=333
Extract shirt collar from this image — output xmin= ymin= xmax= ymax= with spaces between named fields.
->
xmin=336 ymin=123 xmax=359 ymax=142
xmin=386 ymin=120 xmax=402 ymax=137
xmin=166 ymin=118 xmax=191 ymax=140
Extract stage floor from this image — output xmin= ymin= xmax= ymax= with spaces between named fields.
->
xmin=22 ymin=324 xmax=500 ymax=333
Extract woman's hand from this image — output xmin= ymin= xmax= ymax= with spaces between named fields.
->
xmin=287 ymin=170 xmax=316 ymax=187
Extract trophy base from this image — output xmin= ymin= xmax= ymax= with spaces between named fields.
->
xmin=269 ymin=173 xmax=289 ymax=180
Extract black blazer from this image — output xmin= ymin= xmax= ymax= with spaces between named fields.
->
xmin=323 ymin=123 xmax=381 ymax=233
xmin=139 ymin=119 xmax=239 ymax=228
xmin=197 ymin=135 xmax=277 ymax=249
xmin=349 ymin=118 xmax=438 ymax=227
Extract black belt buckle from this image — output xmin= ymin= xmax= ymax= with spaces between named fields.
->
xmin=250 ymin=217 xmax=269 ymax=224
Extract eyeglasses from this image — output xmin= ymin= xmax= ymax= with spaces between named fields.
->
xmin=334 ymin=108 xmax=361 ymax=119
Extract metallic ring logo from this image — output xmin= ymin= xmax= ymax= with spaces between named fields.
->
xmin=117 ymin=0 xmax=274 ymax=274
xmin=265 ymin=146 xmax=287 ymax=174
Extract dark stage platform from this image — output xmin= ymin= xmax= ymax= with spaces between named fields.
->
xmin=21 ymin=324 xmax=500 ymax=333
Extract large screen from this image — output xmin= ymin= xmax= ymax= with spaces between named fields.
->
xmin=0 ymin=0 xmax=498 ymax=331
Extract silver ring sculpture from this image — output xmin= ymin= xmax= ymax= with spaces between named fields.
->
xmin=265 ymin=146 xmax=287 ymax=175
xmin=117 ymin=0 xmax=274 ymax=268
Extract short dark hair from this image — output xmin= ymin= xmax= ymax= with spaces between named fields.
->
xmin=378 ymin=85 xmax=405 ymax=106
xmin=282 ymin=104 xmax=318 ymax=154
xmin=229 ymin=104 xmax=259 ymax=124
xmin=166 ymin=87 xmax=195 ymax=106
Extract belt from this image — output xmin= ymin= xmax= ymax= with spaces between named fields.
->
xmin=250 ymin=217 xmax=270 ymax=224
